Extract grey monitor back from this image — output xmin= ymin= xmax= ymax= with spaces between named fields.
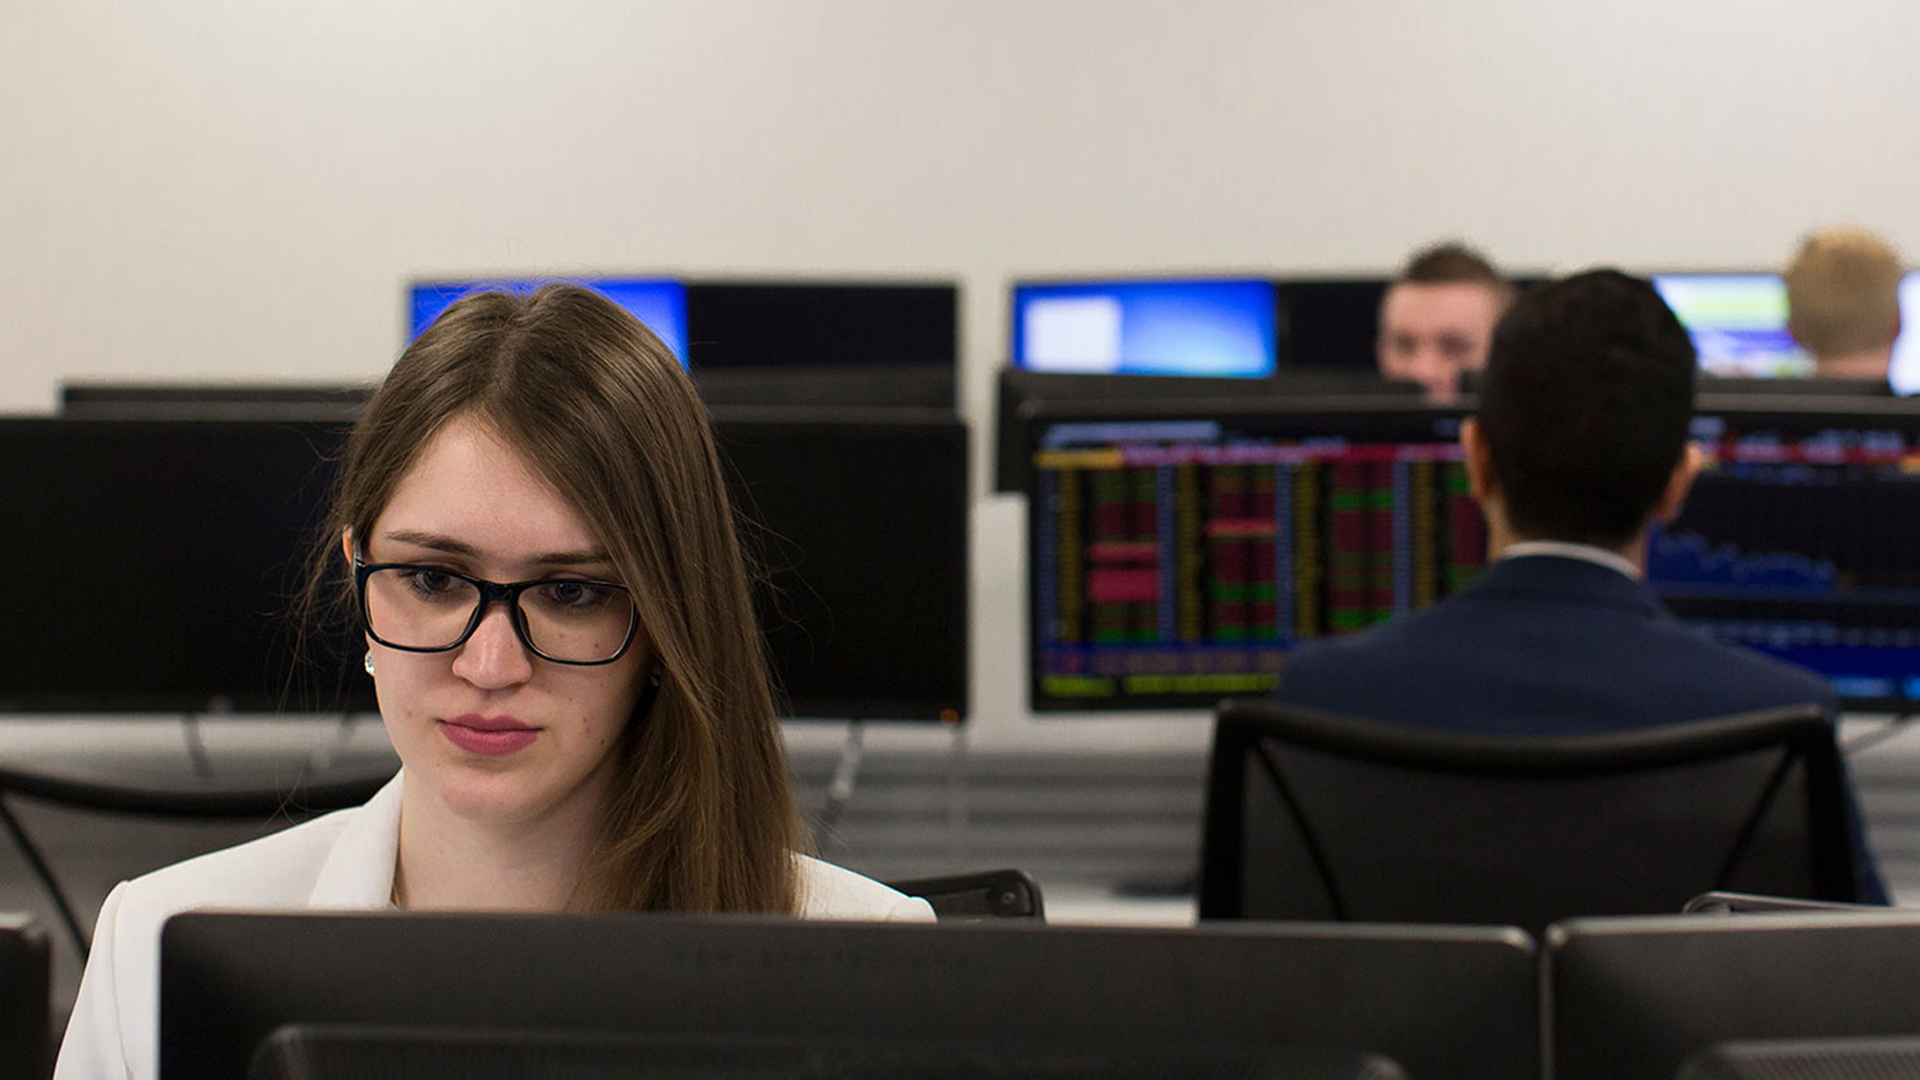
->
xmin=1548 ymin=911 xmax=1920 ymax=1080
xmin=162 ymin=913 xmax=1539 ymax=1080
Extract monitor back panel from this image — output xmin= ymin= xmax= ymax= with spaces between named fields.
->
xmin=1549 ymin=912 xmax=1920 ymax=1080
xmin=162 ymin=914 xmax=1538 ymax=1080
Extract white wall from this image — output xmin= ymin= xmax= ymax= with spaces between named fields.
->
xmin=6 ymin=0 xmax=1919 ymax=750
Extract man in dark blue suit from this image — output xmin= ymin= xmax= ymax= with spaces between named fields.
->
xmin=1273 ymin=269 xmax=1888 ymax=902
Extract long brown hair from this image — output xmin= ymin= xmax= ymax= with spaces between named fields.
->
xmin=298 ymin=283 xmax=803 ymax=913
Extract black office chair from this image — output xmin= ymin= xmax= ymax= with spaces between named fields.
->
xmin=1198 ymin=700 xmax=1858 ymax=937
xmin=885 ymin=869 xmax=1045 ymax=921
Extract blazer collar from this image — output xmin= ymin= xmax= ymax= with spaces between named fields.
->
xmin=307 ymin=770 xmax=404 ymax=907
xmin=1462 ymin=553 xmax=1669 ymax=618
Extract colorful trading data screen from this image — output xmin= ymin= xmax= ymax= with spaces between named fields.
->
xmin=1651 ymin=273 xmax=1812 ymax=379
xmin=1651 ymin=408 xmax=1920 ymax=709
xmin=1029 ymin=412 xmax=1482 ymax=710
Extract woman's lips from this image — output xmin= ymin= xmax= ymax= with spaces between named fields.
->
xmin=439 ymin=715 xmax=539 ymax=756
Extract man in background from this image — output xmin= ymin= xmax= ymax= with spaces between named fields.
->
xmin=1278 ymin=268 xmax=1886 ymax=901
xmin=1376 ymin=241 xmax=1514 ymax=403
xmin=1784 ymin=226 xmax=1903 ymax=384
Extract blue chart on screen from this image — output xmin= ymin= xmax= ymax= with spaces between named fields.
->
xmin=409 ymin=278 xmax=689 ymax=365
xmin=1013 ymin=280 xmax=1277 ymax=377
xmin=1647 ymin=413 xmax=1920 ymax=707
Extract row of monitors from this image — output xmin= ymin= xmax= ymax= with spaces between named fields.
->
xmin=122 ymin=908 xmax=1920 ymax=1080
xmin=0 ymin=410 xmax=968 ymax=720
xmin=1008 ymin=272 xmax=1920 ymax=392
xmin=408 ymin=278 xmax=958 ymax=377
xmin=1024 ymin=394 xmax=1920 ymax=714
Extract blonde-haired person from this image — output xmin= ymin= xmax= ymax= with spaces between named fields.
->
xmin=55 ymin=284 xmax=933 ymax=1080
xmin=1785 ymin=226 xmax=1904 ymax=383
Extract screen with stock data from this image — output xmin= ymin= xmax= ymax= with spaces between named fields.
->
xmin=1027 ymin=398 xmax=1920 ymax=713
xmin=1027 ymin=404 xmax=1481 ymax=710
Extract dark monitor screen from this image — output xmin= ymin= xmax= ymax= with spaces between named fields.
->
xmin=159 ymin=912 xmax=1539 ymax=1080
xmin=683 ymin=281 xmax=958 ymax=373
xmin=407 ymin=278 xmax=689 ymax=363
xmin=1547 ymin=911 xmax=1920 ymax=1080
xmin=1655 ymin=396 xmax=1920 ymax=711
xmin=1011 ymin=279 xmax=1279 ymax=378
xmin=1025 ymin=400 xmax=1479 ymax=711
xmin=0 ymin=915 xmax=49 ymax=1080
xmin=0 ymin=419 xmax=371 ymax=713
xmin=713 ymin=409 xmax=969 ymax=721
xmin=1276 ymin=278 xmax=1389 ymax=370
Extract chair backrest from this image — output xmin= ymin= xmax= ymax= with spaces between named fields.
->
xmin=885 ymin=868 xmax=1045 ymax=921
xmin=1199 ymin=700 xmax=1857 ymax=936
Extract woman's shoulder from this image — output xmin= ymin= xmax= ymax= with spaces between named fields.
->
xmin=793 ymin=854 xmax=936 ymax=922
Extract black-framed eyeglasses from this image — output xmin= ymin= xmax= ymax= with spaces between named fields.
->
xmin=353 ymin=557 xmax=639 ymax=666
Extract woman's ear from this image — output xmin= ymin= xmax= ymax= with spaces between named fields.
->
xmin=341 ymin=527 xmax=355 ymax=563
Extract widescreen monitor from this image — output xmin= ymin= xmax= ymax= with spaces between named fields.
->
xmin=0 ymin=419 xmax=372 ymax=713
xmin=1547 ymin=911 xmax=1920 ymax=1080
xmin=408 ymin=278 xmax=688 ymax=363
xmin=1025 ymin=396 xmax=1920 ymax=713
xmin=160 ymin=912 xmax=1540 ymax=1080
xmin=1652 ymin=273 xmax=1811 ymax=378
xmin=682 ymin=281 xmax=958 ymax=372
xmin=1025 ymin=399 xmax=1477 ymax=711
xmin=712 ymin=408 xmax=969 ymax=721
xmin=1011 ymin=278 xmax=1279 ymax=378
xmin=1889 ymin=269 xmax=1920 ymax=395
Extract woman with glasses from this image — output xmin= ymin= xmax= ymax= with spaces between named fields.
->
xmin=56 ymin=284 xmax=933 ymax=1080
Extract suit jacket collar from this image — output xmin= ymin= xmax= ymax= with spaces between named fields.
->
xmin=1461 ymin=553 xmax=1669 ymax=619
xmin=307 ymin=770 xmax=404 ymax=907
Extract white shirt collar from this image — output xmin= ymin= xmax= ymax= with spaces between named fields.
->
xmin=1498 ymin=539 xmax=1642 ymax=580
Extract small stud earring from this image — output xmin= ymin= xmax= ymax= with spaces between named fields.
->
xmin=364 ymin=651 xmax=377 ymax=677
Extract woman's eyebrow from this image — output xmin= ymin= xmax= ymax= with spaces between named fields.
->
xmin=381 ymin=530 xmax=611 ymax=569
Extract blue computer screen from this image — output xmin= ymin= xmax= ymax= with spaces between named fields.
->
xmin=1011 ymin=279 xmax=1278 ymax=378
xmin=408 ymin=278 xmax=688 ymax=366
xmin=1651 ymin=273 xmax=1811 ymax=378
xmin=1888 ymin=270 xmax=1920 ymax=395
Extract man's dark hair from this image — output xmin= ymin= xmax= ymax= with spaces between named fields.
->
xmin=1400 ymin=241 xmax=1509 ymax=291
xmin=1475 ymin=269 xmax=1697 ymax=547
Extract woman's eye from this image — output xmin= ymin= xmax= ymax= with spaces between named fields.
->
xmin=538 ymin=581 xmax=608 ymax=608
xmin=406 ymin=570 xmax=460 ymax=597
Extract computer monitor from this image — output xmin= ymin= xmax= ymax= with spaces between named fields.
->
xmin=1652 ymin=273 xmax=1812 ymax=378
xmin=683 ymin=281 xmax=958 ymax=373
xmin=160 ymin=912 xmax=1540 ymax=1080
xmin=1547 ymin=911 xmax=1920 ymax=1080
xmin=407 ymin=278 xmax=689 ymax=363
xmin=59 ymin=383 xmax=371 ymax=422
xmin=0 ymin=418 xmax=372 ymax=713
xmin=0 ymin=915 xmax=49 ymax=1080
xmin=712 ymin=408 xmax=969 ymax=721
xmin=1275 ymin=277 xmax=1389 ymax=370
xmin=1023 ymin=399 xmax=1477 ymax=711
xmin=1654 ymin=395 xmax=1920 ymax=711
xmin=1011 ymin=278 xmax=1279 ymax=378
xmin=1888 ymin=269 xmax=1920 ymax=395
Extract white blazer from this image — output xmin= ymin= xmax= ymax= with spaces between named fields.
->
xmin=53 ymin=772 xmax=934 ymax=1080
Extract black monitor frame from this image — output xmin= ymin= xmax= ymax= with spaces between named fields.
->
xmin=160 ymin=912 xmax=1539 ymax=1080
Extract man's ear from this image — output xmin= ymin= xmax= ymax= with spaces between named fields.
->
xmin=1460 ymin=417 xmax=1497 ymax=501
xmin=1652 ymin=443 xmax=1703 ymax=525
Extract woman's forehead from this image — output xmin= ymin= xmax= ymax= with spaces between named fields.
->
xmin=372 ymin=416 xmax=604 ymax=563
